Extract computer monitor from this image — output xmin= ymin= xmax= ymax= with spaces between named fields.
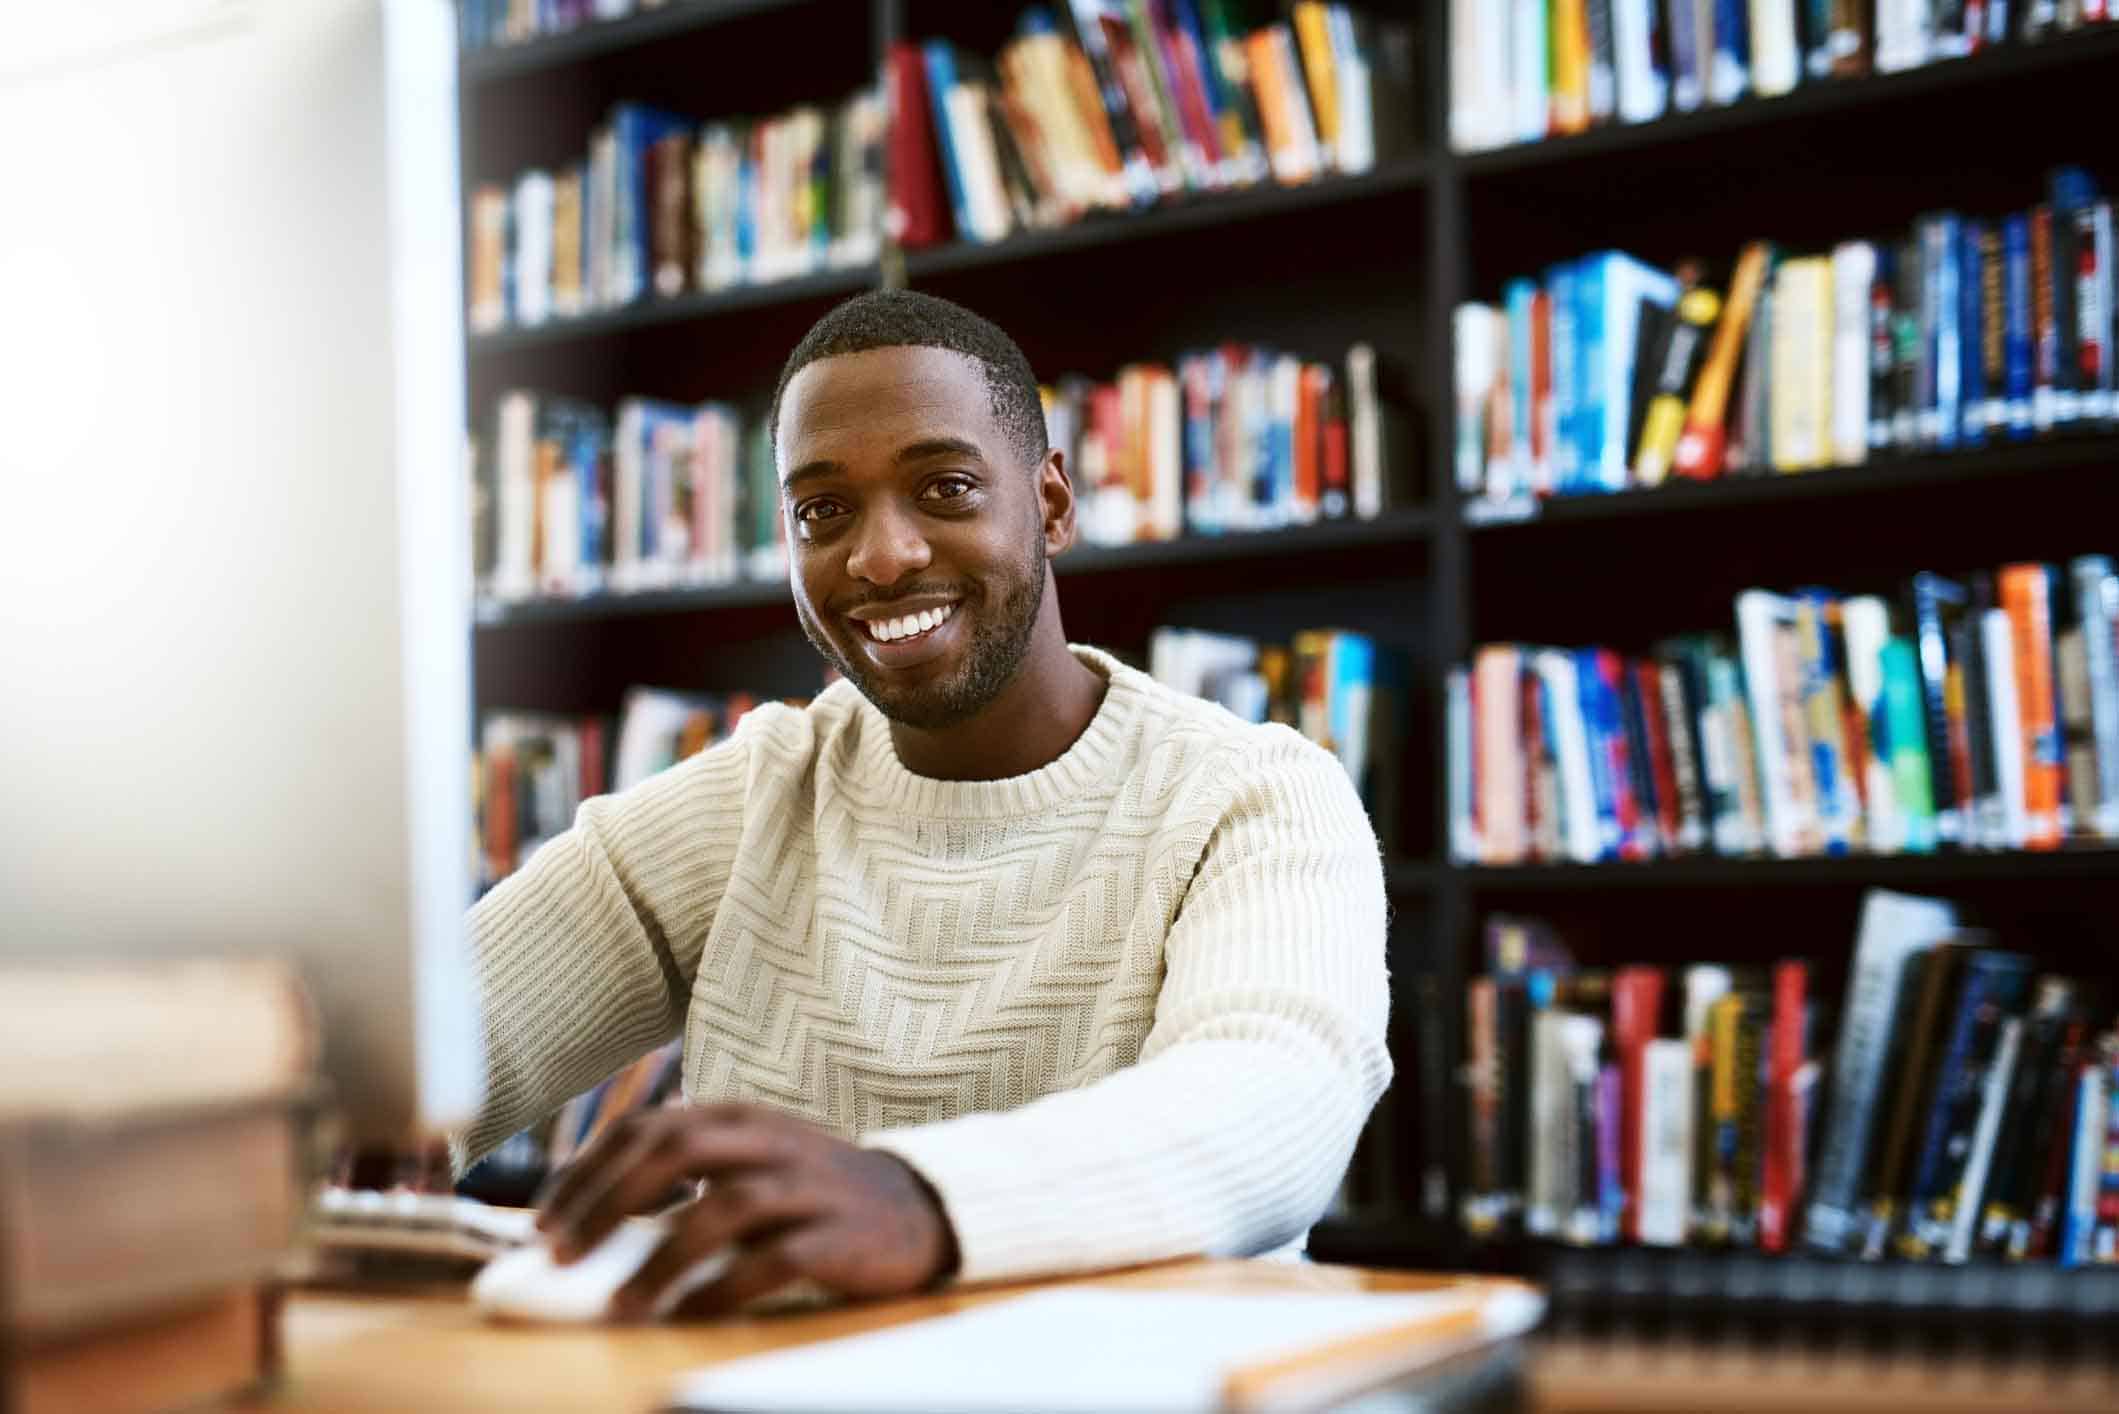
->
xmin=0 ymin=0 xmax=482 ymax=1144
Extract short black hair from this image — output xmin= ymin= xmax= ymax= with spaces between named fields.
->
xmin=770 ymin=289 xmax=1049 ymax=471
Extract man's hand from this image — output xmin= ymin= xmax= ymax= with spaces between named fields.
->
xmin=534 ymin=1103 xmax=959 ymax=1321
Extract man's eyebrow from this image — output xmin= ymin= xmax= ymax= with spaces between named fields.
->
xmin=782 ymin=439 xmax=988 ymax=494
xmin=892 ymin=437 xmax=986 ymax=466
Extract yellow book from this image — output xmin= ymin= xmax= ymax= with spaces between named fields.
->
xmin=1769 ymin=256 xmax=1832 ymax=472
xmin=1291 ymin=3 xmax=1340 ymax=155
xmin=1550 ymin=0 xmax=1591 ymax=135
xmin=1634 ymin=287 xmax=1722 ymax=486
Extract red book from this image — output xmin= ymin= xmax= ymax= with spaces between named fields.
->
xmin=1321 ymin=370 xmax=1350 ymax=517
xmin=1635 ymin=662 xmax=1683 ymax=855
xmin=885 ymin=42 xmax=950 ymax=248
xmin=1611 ymin=965 xmax=1666 ymax=1243
xmin=578 ymin=718 xmax=606 ymax=802
xmin=1294 ymin=363 xmax=1323 ymax=517
xmin=1759 ymin=960 xmax=1808 ymax=1252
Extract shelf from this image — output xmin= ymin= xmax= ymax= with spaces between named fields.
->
xmin=466 ymin=263 xmax=878 ymax=357
xmin=1455 ymin=28 xmax=2119 ymax=179
xmin=471 ymin=512 xmax=1434 ymax=628
xmin=902 ymin=159 xmax=1433 ymax=279
xmin=459 ymin=0 xmax=811 ymax=85
xmin=1462 ymin=433 xmax=2119 ymax=533
xmin=1453 ymin=847 xmax=2119 ymax=892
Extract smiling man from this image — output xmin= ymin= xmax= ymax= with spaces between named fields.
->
xmin=455 ymin=291 xmax=1390 ymax=1320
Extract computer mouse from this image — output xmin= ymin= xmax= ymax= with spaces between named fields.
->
xmin=469 ymin=1215 xmax=731 ymax=1324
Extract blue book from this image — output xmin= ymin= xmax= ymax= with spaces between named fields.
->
xmin=1902 ymin=949 xmax=2033 ymax=1257
xmin=1710 ymin=0 xmax=1750 ymax=104
xmin=1572 ymin=256 xmax=1606 ymax=493
xmin=2004 ymin=215 xmax=2034 ymax=439
xmin=1925 ymin=213 xmax=1962 ymax=451
xmin=921 ymin=42 xmax=974 ymax=242
xmin=1505 ymin=279 xmax=1537 ymax=495
xmin=1574 ymin=647 xmax=1621 ymax=861
xmin=1794 ymin=588 xmax=1855 ymax=856
xmin=1578 ymin=252 xmax=1681 ymax=492
xmin=1546 ymin=262 xmax=1581 ymax=493
xmin=609 ymin=103 xmax=693 ymax=304
xmin=1959 ymin=220 xmax=1988 ymax=448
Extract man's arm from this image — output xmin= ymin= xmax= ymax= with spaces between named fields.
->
xmin=450 ymin=732 xmax=753 ymax=1172
xmin=863 ymin=737 xmax=1392 ymax=1283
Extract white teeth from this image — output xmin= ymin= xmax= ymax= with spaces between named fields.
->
xmin=864 ymin=602 xmax=955 ymax=644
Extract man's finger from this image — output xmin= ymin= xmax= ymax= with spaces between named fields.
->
xmin=665 ymin=1231 xmax=813 ymax=1321
xmin=547 ymin=1107 xmax=797 ymax=1261
xmin=612 ymin=1176 xmax=817 ymax=1320
xmin=532 ymin=1105 xmax=666 ymax=1233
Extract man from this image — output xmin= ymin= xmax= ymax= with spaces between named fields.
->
xmin=457 ymin=290 xmax=1390 ymax=1320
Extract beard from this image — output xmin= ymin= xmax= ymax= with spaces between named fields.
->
xmin=798 ymin=537 xmax=1046 ymax=731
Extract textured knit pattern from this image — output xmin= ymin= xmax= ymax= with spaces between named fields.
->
xmin=457 ymin=645 xmax=1391 ymax=1284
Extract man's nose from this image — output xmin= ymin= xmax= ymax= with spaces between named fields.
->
xmin=844 ymin=502 xmax=933 ymax=586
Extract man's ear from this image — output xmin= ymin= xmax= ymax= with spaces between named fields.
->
xmin=1037 ymin=447 xmax=1075 ymax=558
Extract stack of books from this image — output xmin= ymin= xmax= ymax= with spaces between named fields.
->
xmin=888 ymin=2 xmax=1420 ymax=248
xmin=1460 ymin=890 xmax=2119 ymax=1268
xmin=1454 ymin=165 xmax=2116 ymax=506
xmin=1451 ymin=1 xmax=2119 ymax=154
xmin=1450 ymin=556 xmax=2119 ymax=865
xmin=1046 ymin=341 xmax=1416 ymax=547
xmin=0 ymin=959 xmax=317 ymax=1414
xmin=466 ymin=91 xmax=886 ymax=335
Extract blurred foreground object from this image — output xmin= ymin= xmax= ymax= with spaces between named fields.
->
xmin=0 ymin=956 xmax=321 ymax=1414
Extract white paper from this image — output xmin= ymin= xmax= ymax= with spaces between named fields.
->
xmin=668 ymin=1285 xmax=1544 ymax=1413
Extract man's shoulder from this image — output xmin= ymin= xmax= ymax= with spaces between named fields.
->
xmin=1106 ymin=654 xmax=1351 ymax=800
xmin=727 ymin=678 xmax=869 ymax=759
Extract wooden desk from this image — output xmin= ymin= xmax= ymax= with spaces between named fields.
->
xmin=276 ymin=1262 xmax=2119 ymax=1413
xmin=274 ymin=1259 xmax=1495 ymax=1413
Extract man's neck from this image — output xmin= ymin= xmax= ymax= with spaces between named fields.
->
xmin=887 ymin=595 xmax=1107 ymax=783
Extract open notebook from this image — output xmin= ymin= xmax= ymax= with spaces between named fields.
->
xmin=665 ymin=1280 xmax=1544 ymax=1413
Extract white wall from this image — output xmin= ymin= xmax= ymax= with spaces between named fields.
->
xmin=0 ymin=0 xmax=481 ymax=1139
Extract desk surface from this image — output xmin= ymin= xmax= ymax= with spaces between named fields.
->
xmin=274 ymin=1258 xmax=1478 ymax=1414
xmin=277 ymin=1259 xmax=2119 ymax=1414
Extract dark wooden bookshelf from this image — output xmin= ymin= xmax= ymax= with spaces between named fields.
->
xmin=1462 ymin=434 xmax=2119 ymax=533
xmin=1454 ymin=847 xmax=2119 ymax=892
xmin=459 ymin=0 xmax=815 ymax=84
xmin=901 ymin=158 xmax=1433 ymax=280
xmin=455 ymin=0 xmax=2119 ymax=1314
xmin=1456 ymin=25 xmax=2119 ymax=179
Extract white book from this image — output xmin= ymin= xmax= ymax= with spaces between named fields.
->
xmin=1735 ymin=590 xmax=1811 ymax=857
xmin=587 ymin=127 xmax=618 ymax=308
xmin=1510 ymin=0 xmax=1548 ymax=144
xmin=1454 ymin=304 xmax=1501 ymax=496
xmin=611 ymin=401 xmax=646 ymax=592
xmin=1983 ymin=608 xmax=2030 ymax=850
xmin=1347 ymin=344 xmax=1385 ymax=519
xmin=1944 ymin=1016 xmax=2023 ymax=1263
xmin=492 ymin=391 xmax=537 ymax=602
xmin=2062 ymin=1065 xmax=2109 ymax=1266
xmin=1804 ymin=890 xmax=1958 ymax=1252
xmin=1148 ymin=371 xmax=1182 ymax=539
xmin=1535 ymin=651 xmax=1602 ymax=865
xmin=1526 ymin=1009 xmax=1572 ymax=1238
xmin=1447 ymin=667 xmax=1478 ymax=864
xmin=1613 ymin=0 xmax=1667 ymax=124
xmin=1875 ymin=0 xmax=1931 ymax=73
xmin=1560 ymin=1014 xmax=1606 ymax=1246
xmin=1748 ymin=0 xmax=1801 ymax=96
xmin=1840 ymin=596 xmax=1902 ymax=853
xmin=1449 ymin=0 xmax=1506 ymax=151
xmin=1830 ymin=242 xmax=1876 ymax=466
xmin=1637 ymin=1038 xmax=1695 ymax=1247
xmin=511 ymin=170 xmax=555 ymax=328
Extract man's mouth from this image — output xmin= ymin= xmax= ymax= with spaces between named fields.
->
xmin=858 ymin=600 xmax=959 ymax=645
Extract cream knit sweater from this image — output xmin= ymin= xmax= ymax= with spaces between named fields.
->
xmin=457 ymin=645 xmax=1391 ymax=1284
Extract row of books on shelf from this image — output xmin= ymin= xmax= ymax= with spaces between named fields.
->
xmin=1461 ymin=890 xmax=2119 ymax=1266
xmin=472 ymin=393 xmax=784 ymax=603
xmin=1454 ymin=165 xmax=2117 ymax=505
xmin=467 ymin=89 xmax=886 ymax=333
xmin=1448 ymin=556 xmax=2119 ymax=866
xmin=887 ymin=2 xmax=1417 ymax=250
xmin=475 ymin=685 xmax=798 ymax=886
xmin=467 ymin=342 xmax=1411 ymax=607
xmin=1451 ymin=0 xmax=2119 ymax=154
xmin=459 ymin=0 xmax=636 ymax=51
xmin=1046 ymin=342 xmax=1416 ymax=544
xmin=1150 ymin=625 xmax=1402 ymax=833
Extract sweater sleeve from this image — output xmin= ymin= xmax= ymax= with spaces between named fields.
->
xmin=864 ymin=738 xmax=1392 ymax=1284
xmin=450 ymin=731 xmax=754 ymax=1172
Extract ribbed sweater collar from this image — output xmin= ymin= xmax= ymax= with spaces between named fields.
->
xmin=844 ymin=644 xmax=1143 ymax=819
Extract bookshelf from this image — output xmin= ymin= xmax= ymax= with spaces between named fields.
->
xmin=457 ymin=0 xmax=2119 ymax=1310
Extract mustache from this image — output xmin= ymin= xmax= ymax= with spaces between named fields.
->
xmin=834 ymin=583 xmax=973 ymax=613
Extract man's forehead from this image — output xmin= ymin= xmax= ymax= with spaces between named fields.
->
xmin=780 ymin=346 xmax=996 ymax=456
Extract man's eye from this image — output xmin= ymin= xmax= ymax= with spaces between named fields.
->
xmin=795 ymin=501 xmax=843 ymax=524
xmin=920 ymin=475 xmax=974 ymax=502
